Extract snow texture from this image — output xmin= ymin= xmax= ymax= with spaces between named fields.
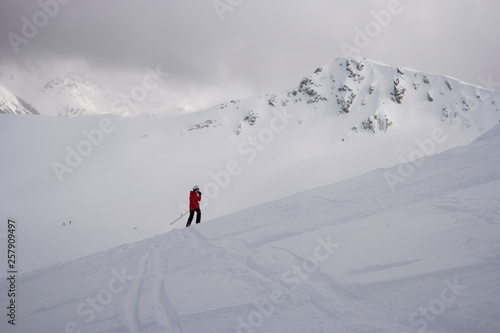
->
xmin=0 ymin=58 xmax=499 ymax=332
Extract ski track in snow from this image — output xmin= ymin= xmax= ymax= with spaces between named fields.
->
xmin=125 ymin=253 xmax=148 ymax=333
xmin=177 ymin=221 xmax=384 ymax=331
xmin=1 ymin=72 xmax=500 ymax=331
xmin=148 ymin=238 xmax=183 ymax=333
xmin=2 ymin=57 xmax=500 ymax=276
xmin=121 ymin=237 xmax=183 ymax=333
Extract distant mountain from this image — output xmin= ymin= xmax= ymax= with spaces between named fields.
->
xmin=0 ymin=58 xmax=498 ymax=121
xmin=1 ymin=57 xmax=500 ymax=333
xmin=0 ymin=85 xmax=39 ymax=115
xmin=1 ymin=58 xmax=499 ymax=272
xmin=0 ymin=70 xmax=172 ymax=117
xmin=209 ymin=57 xmax=499 ymax=140
xmin=41 ymin=71 xmax=109 ymax=116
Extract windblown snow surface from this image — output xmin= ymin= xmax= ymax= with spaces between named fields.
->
xmin=0 ymin=58 xmax=499 ymax=332
xmin=1 ymin=124 xmax=500 ymax=333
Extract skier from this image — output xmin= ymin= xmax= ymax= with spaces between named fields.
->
xmin=186 ymin=185 xmax=202 ymax=227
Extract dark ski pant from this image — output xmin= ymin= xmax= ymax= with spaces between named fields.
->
xmin=186 ymin=208 xmax=201 ymax=227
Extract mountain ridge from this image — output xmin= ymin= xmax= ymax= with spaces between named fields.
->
xmin=202 ymin=57 xmax=499 ymax=144
xmin=1 ymin=57 xmax=499 ymax=274
xmin=0 ymin=85 xmax=40 ymax=115
xmin=0 ymin=57 xmax=498 ymax=121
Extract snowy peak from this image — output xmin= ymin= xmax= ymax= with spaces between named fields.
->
xmin=42 ymin=71 xmax=109 ymax=117
xmin=43 ymin=71 xmax=100 ymax=91
xmin=267 ymin=57 xmax=499 ymax=136
xmin=0 ymin=57 xmax=498 ymax=122
xmin=0 ymin=85 xmax=39 ymax=115
xmin=0 ymin=68 xmax=173 ymax=117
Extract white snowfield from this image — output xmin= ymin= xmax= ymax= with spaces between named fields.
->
xmin=0 ymin=58 xmax=499 ymax=332
xmin=1 ymin=123 xmax=499 ymax=333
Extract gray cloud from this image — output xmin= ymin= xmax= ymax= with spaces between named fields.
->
xmin=1 ymin=0 xmax=499 ymax=112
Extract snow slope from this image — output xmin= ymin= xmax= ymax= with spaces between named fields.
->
xmin=1 ymin=124 xmax=499 ymax=333
xmin=0 ymin=58 xmax=499 ymax=275
xmin=0 ymin=85 xmax=39 ymax=115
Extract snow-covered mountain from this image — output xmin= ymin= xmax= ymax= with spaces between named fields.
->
xmin=1 ymin=123 xmax=499 ymax=333
xmin=0 ymin=85 xmax=39 ymax=115
xmin=0 ymin=69 xmax=173 ymax=117
xmin=0 ymin=57 xmax=499 ymax=272
xmin=210 ymin=57 xmax=499 ymax=137
xmin=284 ymin=58 xmax=498 ymax=135
xmin=0 ymin=70 xmax=107 ymax=116
xmin=0 ymin=57 xmax=499 ymax=332
xmin=41 ymin=71 xmax=110 ymax=116
xmin=1 ymin=57 xmax=499 ymax=120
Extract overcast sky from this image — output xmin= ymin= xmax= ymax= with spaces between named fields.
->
xmin=0 ymin=0 xmax=499 ymax=113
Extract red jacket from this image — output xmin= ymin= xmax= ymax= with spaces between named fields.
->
xmin=189 ymin=191 xmax=202 ymax=210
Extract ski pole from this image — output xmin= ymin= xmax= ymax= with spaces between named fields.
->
xmin=170 ymin=211 xmax=189 ymax=225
